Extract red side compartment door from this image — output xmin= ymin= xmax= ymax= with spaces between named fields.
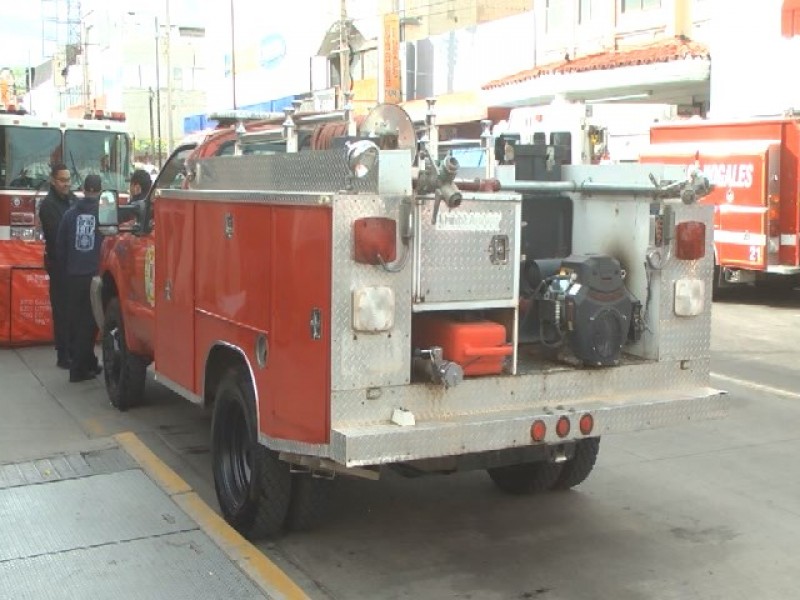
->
xmin=154 ymin=199 xmax=195 ymax=392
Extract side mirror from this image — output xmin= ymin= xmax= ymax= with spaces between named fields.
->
xmin=98 ymin=190 xmax=120 ymax=235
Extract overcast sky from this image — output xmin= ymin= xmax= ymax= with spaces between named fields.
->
xmin=1 ymin=5 xmax=45 ymax=67
xmin=0 ymin=0 xmax=204 ymax=68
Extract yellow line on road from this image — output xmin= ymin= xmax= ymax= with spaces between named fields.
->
xmin=174 ymin=492 xmax=309 ymax=600
xmin=710 ymin=372 xmax=800 ymax=400
xmin=114 ymin=431 xmax=309 ymax=600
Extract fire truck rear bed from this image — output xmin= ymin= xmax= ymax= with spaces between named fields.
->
xmin=161 ymin=152 xmax=725 ymax=469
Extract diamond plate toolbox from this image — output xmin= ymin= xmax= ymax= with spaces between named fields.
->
xmin=413 ymin=192 xmax=521 ymax=307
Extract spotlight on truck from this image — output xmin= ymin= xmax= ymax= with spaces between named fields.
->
xmin=345 ymin=140 xmax=380 ymax=179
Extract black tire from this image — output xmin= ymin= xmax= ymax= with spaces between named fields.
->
xmin=286 ymin=473 xmax=332 ymax=532
xmin=211 ymin=368 xmax=291 ymax=539
xmin=552 ymin=437 xmax=601 ymax=490
xmin=102 ymin=297 xmax=147 ymax=411
xmin=712 ymin=264 xmax=722 ymax=300
xmin=487 ymin=461 xmax=563 ymax=495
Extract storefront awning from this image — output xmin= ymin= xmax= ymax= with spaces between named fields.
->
xmin=401 ymin=91 xmax=510 ymax=125
xmin=481 ymin=37 xmax=710 ymax=108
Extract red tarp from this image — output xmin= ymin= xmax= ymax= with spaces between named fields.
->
xmin=0 ymin=241 xmax=53 ymax=346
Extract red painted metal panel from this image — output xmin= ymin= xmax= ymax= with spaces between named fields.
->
xmin=193 ymin=201 xmax=332 ymax=444
xmin=154 ymin=200 xmax=195 ymax=392
xmin=194 ymin=203 xmax=272 ymax=331
xmin=105 ymin=234 xmax=156 ymax=357
xmin=262 ymin=205 xmax=332 ymax=443
xmin=783 ymin=122 xmax=800 ymax=266
xmin=0 ymin=267 xmax=10 ymax=343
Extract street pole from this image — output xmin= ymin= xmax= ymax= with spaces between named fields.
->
xmin=338 ymin=0 xmax=350 ymax=109
xmin=82 ymin=24 xmax=90 ymax=113
xmin=165 ymin=0 xmax=174 ymax=155
xmin=230 ymin=0 xmax=237 ymax=109
xmin=154 ymin=17 xmax=163 ymax=168
xmin=148 ymin=87 xmax=155 ymax=165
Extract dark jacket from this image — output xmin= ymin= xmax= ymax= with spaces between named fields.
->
xmin=55 ymin=196 xmax=103 ymax=277
xmin=39 ymin=187 xmax=76 ymax=269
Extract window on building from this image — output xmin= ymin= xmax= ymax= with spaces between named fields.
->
xmin=546 ymin=0 xmax=569 ymax=32
xmin=621 ymin=0 xmax=661 ymax=12
xmin=579 ymin=0 xmax=593 ymax=23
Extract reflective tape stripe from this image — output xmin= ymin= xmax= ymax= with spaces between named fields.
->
xmin=780 ymin=234 xmax=798 ymax=246
xmin=716 ymin=204 xmax=767 ymax=214
xmin=714 ymin=230 xmax=766 ymax=245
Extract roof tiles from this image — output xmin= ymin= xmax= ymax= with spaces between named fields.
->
xmin=482 ymin=36 xmax=710 ymax=90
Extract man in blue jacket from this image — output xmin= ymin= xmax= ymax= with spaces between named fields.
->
xmin=56 ymin=174 xmax=104 ymax=382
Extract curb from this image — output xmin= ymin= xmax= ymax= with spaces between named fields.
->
xmin=114 ymin=432 xmax=309 ymax=600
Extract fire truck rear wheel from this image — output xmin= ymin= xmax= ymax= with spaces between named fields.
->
xmin=286 ymin=474 xmax=332 ymax=532
xmin=102 ymin=297 xmax=147 ymax=411
xmin=551 ymin=437 xmax=601 ymax=490
xmin=487 ymin=461 xmax=564 ymax=495
xmin=211 ymin=368 xmax=291 ymax=539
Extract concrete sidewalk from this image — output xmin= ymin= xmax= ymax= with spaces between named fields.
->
xmin=0 ymin=348 xmax=308 ymax=599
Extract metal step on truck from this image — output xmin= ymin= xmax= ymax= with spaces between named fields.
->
xmin=91 ymin=101 xmax=727 ymax=538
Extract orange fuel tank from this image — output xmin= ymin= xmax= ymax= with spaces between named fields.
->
xmin=413 ymin=317 xmax=512 ymax=376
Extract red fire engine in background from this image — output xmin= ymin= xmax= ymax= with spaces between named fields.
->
xmin=0 ymin=107 xmax=131 ymax=345
xmin=91 ymin=102 xmax=725 ymax=538
xmin=643 ymin=116 xmax=800 ymax=292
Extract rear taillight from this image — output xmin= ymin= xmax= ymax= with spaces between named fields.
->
xmin=530 ymin=420 xmax=547 ymax=442
xmin=675 ymin=221 xmax=706 ymax=260
xmin=556 ymin=416 xmax=571 ymax=438
xmin=579 ymin=414 xmax=594 ymax=435
xmin=768 ymin=194 xmax=780 ymax=237
xmin=353 ymin=217 xmax=397 ymax=265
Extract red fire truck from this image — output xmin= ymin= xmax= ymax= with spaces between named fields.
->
xmin=91 ymin=103 xmax=725 ymax=538
xmin=0 ymin=108 xmax=131 ymax=241
xmin=0 ymin=107 xmax=131 ymax=345
xmin=643 ymin=116 xmax=800 ymax=292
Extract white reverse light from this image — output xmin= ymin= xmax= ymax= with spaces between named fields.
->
xmin=674 ymin=279 xmax=705 ymax=316
xmin=352 ymin=286 xmax=395 ymax=332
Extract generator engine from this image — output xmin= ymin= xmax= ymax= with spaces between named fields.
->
xmin=522 ymin=255 xmax=641 ymax=366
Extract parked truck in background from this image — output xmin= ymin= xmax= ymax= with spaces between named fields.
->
xmin=643 ymin=116 xmax=800 ymax=293
xmin=0 ymin=106 xmax=131 ymax=346
xmin=91 ymin=102 xmax=726 ymax=539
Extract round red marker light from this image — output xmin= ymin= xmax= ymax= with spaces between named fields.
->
xmin=530 ymin=420 xmax=546 ymax=442
xmin=556 ymin=416 xmax=571 ymax=438
xmin=579 ymin=413 xmax=594 ymax=436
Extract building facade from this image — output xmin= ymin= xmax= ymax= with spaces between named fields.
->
xmin=709 ymin=0 xmax=800 ymax=118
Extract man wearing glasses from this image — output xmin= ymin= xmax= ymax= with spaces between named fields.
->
xmin=39 ymin=163 xmax=76 ymax=369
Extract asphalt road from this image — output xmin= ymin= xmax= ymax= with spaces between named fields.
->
xmin=13 ymin=285 xmax=800 ymax=600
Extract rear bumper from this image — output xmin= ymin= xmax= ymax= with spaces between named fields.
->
xmin=263 ymin=387 xmax=727 ymax=468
